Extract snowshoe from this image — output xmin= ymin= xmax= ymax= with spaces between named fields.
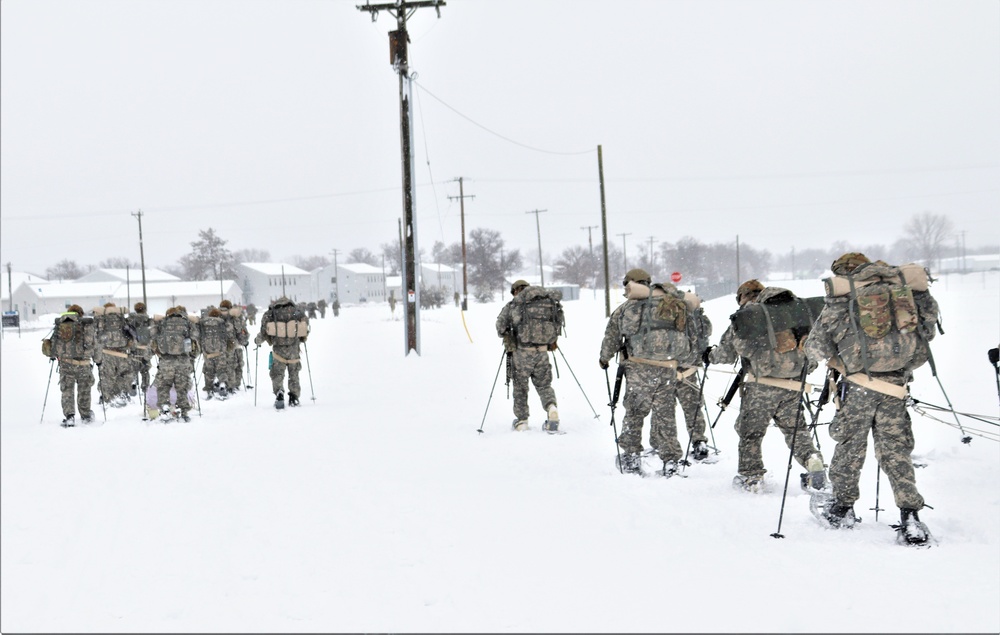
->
xmin=511 ymin=419 xmax=528 ymax=432
xmin=203 ymin=390 xmax=214 ymax=401
xmin=274 ymin=391 xmax=285 ymax=410
xmin=893 ymin=508 xmax=933 ymax=547
xmin=658 ymin=460 xmax=687 ymax=479
xmin=732 ymin=474 xmax=766 ymax=494
xmin=691 ymin=440 xmax=710 ymax=462
xmin=542 ymin=419 xmax=561 ymax=434
xmin=616 ymin=452 xmax=643 ymax=476
xmin=288 ymin=393 xmax=300 ymax=407
xmin=809 ymin=491 xmax=859 ymax=529
xmin=60 ymin=415 xmax=75 ymax=428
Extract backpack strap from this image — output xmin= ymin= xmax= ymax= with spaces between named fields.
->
xmin=846 ymin=274 xmax=873 ymax=379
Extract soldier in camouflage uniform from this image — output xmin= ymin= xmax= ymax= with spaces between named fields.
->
xmin=709 ymin=280 xmax=826 ymax=492
xmin=599 ymin=270 xmax=695 ymax=476
xmin=495 ymin=280 xmax=561 ymax=432
xmin=675 ymin=297 xmax=712 ymax=461
xmin=94 ymin=302 xmax=135 ymax=407
xmin=127 ymin=302 xmax=154 ymax=392
xmin=804 ymin=253 xmax=939 ymax=543
xmin=198 ymin=307 xmax=235 ymax=399
xmin=316 ymin=298 xmax=327 ymax=318
xmin=151 ymin=306 xmax=200 ymax=421
xmin=246 ymin=303 xmax=258 ymax=326
xmin=254 ymin=296 xmax=308 ymax=407
xmin=219 ymin=300 xmax=249 ymax=393
xmin=46 ymin=304 xmax=99 ymax=426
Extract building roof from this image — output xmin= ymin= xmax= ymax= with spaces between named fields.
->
xmin=76 ymin=268 xmax=180 ymax=282
xmin=420 ymin=262 xmax=458 ymax=273
xmin=17 ymin=281 xmax=122 ymax=298
xmin=340 ymin=263 xmax=384 ymax=274
xmin=1 ymin=271 xmax=48 ymax=300
xmin=238 ymin=263 xmax=310 ymax=276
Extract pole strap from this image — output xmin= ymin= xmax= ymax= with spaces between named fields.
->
xmin=745 ymin=372 xmax=812 ymax=393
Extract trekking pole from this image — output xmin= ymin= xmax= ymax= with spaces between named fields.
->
xmin=550 ymin=349 xmax=560 ymax=379
xmin=303 ymin=341 xmax=316 ymax=402
xmin=771 ymin=364 xmax=810 ymax=539
xmin=254 ymin=346 xmax=260 ymax=407
xmin=696 ymin=362 xmax=719 ymax=453
xmin=40 ymin=358 xmax=56 ymax=424
xmin=192 ymin=358 xmax=202 ymax=417
xmin=556 ymin=347 xmax=600 ymax=420
xmin=870 ymin=462 xmax=885 ymax=522
xmin=605 ymin=365 xmax=624 ymax=473
xmin=711 ymin=365 xmax=745 ymax=429
xmin=96 ymin=365 xmax=108 ymax=422
xmin=505 ymin=351 xmax=512 ymax=400
xmin=477 ymin=350 xmax=506 ymax=434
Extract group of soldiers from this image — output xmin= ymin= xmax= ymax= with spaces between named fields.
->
xmin=45 ymin=296 xmax=310 ymax=423
xmin=500 ymin=252 xmax=940 ymax=545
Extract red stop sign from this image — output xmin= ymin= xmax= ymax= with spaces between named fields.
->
xmin=670 ymin=271 xmax=682 ymax=283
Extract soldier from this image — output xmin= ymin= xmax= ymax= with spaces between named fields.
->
xmin=496 ymin=280 xmax=563 ymax=433
xmin=388 ymin=295 xmax=396 ymax=318
xmin=675 ymin=291 xmax=712 ymax=462
xmin=94 ymin=302 xmax=135 ymax=407
xmin=709 ymin=280 xmax=827 ymax=493
xmin=150 ymin=306 xmax=200 ymax=422
xmin=316 ymin=298 xmax=327 ymax=318
xmin=804 ymin=253 xmax=940 ymax=545
xmin=198 ymin=307 xmax=235 ymax=399
xmin=307 ymin=301 xmax=318 ymax=319
xmin=44 ymin=304 xmax=99 ymax=426
xmin=331 ymin=298 xmax=340 ymax=317
xmin=599 ymin=270 xmax=694 ymax=476
xmin=254 ymin=296 xmax=309 ymax=409
xmin=219 ymin=300 xmax=250 ymax=393
xmin=246 ymin=302 xmax=258 ymax=326
xmin=127 ymin=302 xmax=154 ymax=393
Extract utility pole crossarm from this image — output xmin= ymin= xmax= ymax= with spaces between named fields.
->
xmin=356 ymin=1 xmax=446 ymax=21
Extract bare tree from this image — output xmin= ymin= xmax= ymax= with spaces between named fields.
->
xmin=178 ymin=228 xmax=235 ymax=280
xmin=45 ymin=259 xmax=85 ymax=281
xmin=291 ymin=255 xmax=330 ymax=271
xmin=467 ymin=228 xmax=521 ymax=302
xmin=348 ymin=248 xmax=379 ymax=267
xmin=232 ymin=248 xmax=271 ymax=264
xmin=98 ymin=257 xmax=139 ymax=269
xmin=903 ymin=211 xmax=954 ymax=267
xmin=553 ymin=245 xmax=594 ymax=286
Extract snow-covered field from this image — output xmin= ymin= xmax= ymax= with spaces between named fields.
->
xmin=2 ymin=272 xmax=998 ymax=633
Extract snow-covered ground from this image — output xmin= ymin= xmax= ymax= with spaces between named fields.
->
xmin=2 ymin=272 xmax=998 ymax=633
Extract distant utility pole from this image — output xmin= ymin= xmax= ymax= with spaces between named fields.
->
xmin=357 ymin=0 xmax=446 ymax=356
xmin=598 ymin=145 xmax=610 ymax=317
xmin=581 ymin=225 xmax=597 ymax=256
xmin=448 ymin=177 xmax=475 ymax=310
xmin=618 ymin=232 xmax=632 ymax=274
xmin=5 ymin=262 xmax=12 ymax=312
xmin=647 ymin=236 xmax=655 ymax=271
xmin=131 ymin=209 xmax=148 ymax=308
xmin=735 ymin=234 xmax=741 ymax=284
xmin=526 ymin=209 xmax=548 ymax=287
xmin=330 ymin=248 xmax=340 ymax=302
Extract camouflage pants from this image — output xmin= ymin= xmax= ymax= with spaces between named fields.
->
xmin=154 ymin=355 xmax=194 ymax=414
xmin=510 ymin=348 xmax=556 ymax=422
xmin=58 ymin=360 xmax=94 ymax=419
xmin=232 ymin=346 xmax=245 ymax=388
xmin=201 ymin=353 xmax=227 ymax=391
xmin=676 ymin=368 xmax=708 ymax=444
xmin=828 ymin=382 xmax=923 ymax=510
xmin=618 ymin=362 xmax=681 ymax=462
xmin=269 ymin=343 xmax=302 ymax=397
xmin=99 ymin=350 xmax=134 ymax=400
xmin=132 ymin=347 xmax=152 ymax=391
xmin=734 ymin=382 xmax=819 ymax=479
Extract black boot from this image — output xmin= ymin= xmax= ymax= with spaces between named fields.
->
xmin=825 ymin=502 xmax=859 ymax=529
xmin=288 ymin=392 xmax=300 ymax=407
xmin=897 ymin=508 xmax=930 ymax=545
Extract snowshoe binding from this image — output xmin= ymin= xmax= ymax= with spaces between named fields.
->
xmin=511 ymin=418 xmax=528 ymax=432
xmin=810 ymin=491 xmax=860 ymax=529
xmin=732 ymin=474 xmax=766 ymax=493
xmin=60 ymin=415 xmax=76 ymax=428
xmin=616 ymin=452 xmax=643 ymax=476
xmin=691 ymin=440 xmax=710 ymax=462
xmin=274 ymin=391 xmax=285 ymax=410
xmin=892 ymin=508 xmax=933 ymax=547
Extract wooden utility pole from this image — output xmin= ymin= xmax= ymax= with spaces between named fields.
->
xmin=131 ymin=209 xmax=148 ymax=308
xmin=526 ymin=209 xmax=548 ymax=287
xmin=448 ymin=177 xmax=474 ymax=310
xmin=357 ymin=0 xmax=445 ymax=355
xmin=598 ymin=145 xmax=610 ymax=316
xmin=330 ymin=248 xmax=340 ymax=302
xmin=5 ymin=262 xmax=12 ymax=312
xmin=618 ymin=232 xmax=632 ymax=273
xmin=647 ymin=236 xmax=655 ymax=271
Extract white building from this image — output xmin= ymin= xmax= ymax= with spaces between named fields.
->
xmin=420 ymin=262 xmax=461 ymax=299
xmin=2 ymin=270 xmax=48 ymax=313
xmin=234 ymin=263 xmax=311 ymax=308
xmin=336 ymin=263 xmax=386 ymax=304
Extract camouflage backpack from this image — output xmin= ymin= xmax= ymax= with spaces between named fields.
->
xmin=265 ymin=302 xmax=309 ymax=346
xmin=153 ymin=313 xmax=193 ymax=356
xmin=95 ymin=306 xmax=130 ymax=349
xmin=620 ymin=283 xmax=692 ymax=362
xmin=223 ymin=307 xmax=250 ymax=347
xmin=824 ymin=262 xmax=937 ymax=374
xmin=199 ymin=315 xmax=229 ymax=356
xmin=510 ymin=286 xmax=564 ymax=346
xmin=731 ymin=288 xmax=823 ymax=379
xmin=129 ymin=312 xmax=152 ymax=346
xmin=46 ymin=314 xmax=93 ymax=359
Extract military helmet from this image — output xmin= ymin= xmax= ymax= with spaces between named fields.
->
xmin=67 ymin=304 xmax=84 ymax=315
xmin=623 ymin=268 xmax=651 ymax=286
xmin=510 ymin=280 xmax=529 ymax=295
xmin=831 ymin=252 xmax=871 ymax=276
xmin=133 ymin=302 xmax=146 ymax=313
xmin=736 ymin=279 xmax=764 ymax=305
xmin=208 ymin=308 xmax=222 ymax=317
xmin=103 ymin=302 xmax=116 ymax=308
xmin=219 ymin=299 xmax=233 ymax=309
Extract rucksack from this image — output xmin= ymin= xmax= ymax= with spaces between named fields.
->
xmin=153 ymin=314 xmax=193 ymax=356
xmin=731 ymin=288 xmax=823 ymax=379
xmin=45 ymin=314 xmax=93 ymax=359
xmin=199 ymin=315 xmax=229 ymax=355
xmin=619 ymin=282 xmax=692 ymax=362
xmin=510 ymin=286 xmax=564 ymax=346
xmin=264 ymin=302 xmax=309 ymax=346
xmin=129 ymin=313 xmax=152 ymax=346
xmin=823 ymin=262 xmax=937 ymax=374
xmin=221 ymin=307 xmax=250 ymax=346
xmin=94 ymin=306 xmax=130 ymax=349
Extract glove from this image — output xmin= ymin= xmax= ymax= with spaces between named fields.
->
xmin=990 ymin=347 xmax=1000 ymax=365
xmin=807 ymin=358 xmax=819 ymax=374
xmin=702 ymin=346 xmax=714 ymax=366
xmin=599 ymin=359 xmax=609 ymax=370
xmin=254 ymin=334 xmax=264 ymax=346
xmin=547 ymin=341 xmax=558 ymax=351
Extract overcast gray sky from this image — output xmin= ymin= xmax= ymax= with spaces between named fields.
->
xmin=2 ymin=0 xmax=998 ymax=276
